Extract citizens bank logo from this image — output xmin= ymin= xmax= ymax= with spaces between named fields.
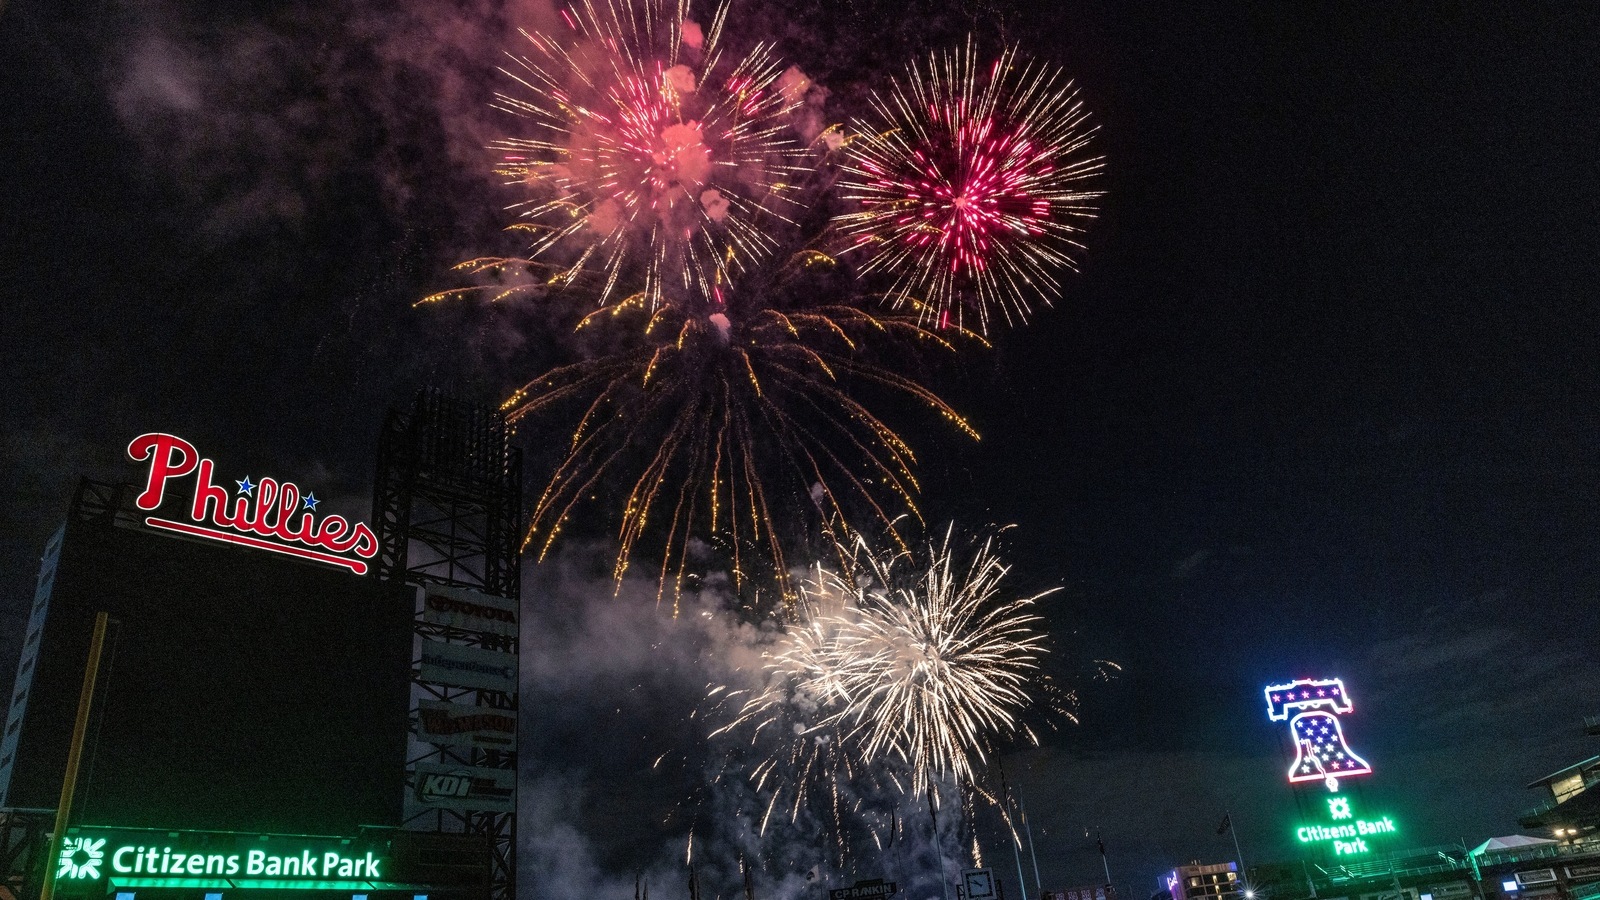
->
xmin=127 ymin=433 xmax=379 ymax=575
xmin=59 ymin=837 xmax=105 ymax=880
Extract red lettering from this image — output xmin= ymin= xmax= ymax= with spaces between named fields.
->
xmin=231 ymin=494 xmax=252 ymax=527
xmin=248 ymin=478 xmax=279 ymax=536
xmin=418 ymin=708 xmax=515 ymax=735
xmin=316 ymin=515 xmax=352 ymax=551
xmin=128 ymin=433 xmax=197 ymax=510
xmin=189 ymin=458 xmax=236 ymax=527
xmin=291 ymin=514 xmax=320 ymax=545
xmin=349 ymin=523 xmax=379 ymax=558
xmin=282 ymin=490 xmax=322 ymax=546
xmin=128 ymin=431 xmax=381 ymax=567
xmin=272 ymin=482 xmax=302 ymax=542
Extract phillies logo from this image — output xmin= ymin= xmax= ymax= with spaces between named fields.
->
xmin=128 ymin=432 xmax=379 ymax=575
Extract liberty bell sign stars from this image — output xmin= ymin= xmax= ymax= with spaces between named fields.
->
xmin=1265 ymin=677 xmax=1372 ymax=792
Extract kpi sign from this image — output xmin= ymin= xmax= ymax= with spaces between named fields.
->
xmin=128 ymin=432 xmax=379 ymax=575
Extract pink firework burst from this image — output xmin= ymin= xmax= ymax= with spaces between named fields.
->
xmin=839 ymin=43 xmax=1105 ymax=333
xmin=489 ymin=0 xmax=806 ymax=309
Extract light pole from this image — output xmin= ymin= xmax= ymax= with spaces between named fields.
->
xmin=1224 ymin=810 xmax=1249 ymax=891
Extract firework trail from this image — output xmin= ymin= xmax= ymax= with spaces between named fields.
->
xmin=446 ymin=0 xmax=807 ymax=310
xmin=713 ymin=526 xmax=1056 ymax=838
xmin=503 ymin=254 xmax=978 ymax=609
xmin=839 ymin=43 xmax=1105 ymax=334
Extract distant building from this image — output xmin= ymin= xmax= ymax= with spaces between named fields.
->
xmin=1167 ymin=861 xmax=1243 ymax=900
xmin=1223 ymin=834 xmax=1600 ymax=900
xmin=1520 ymin=719 xmax=1600 ymax=837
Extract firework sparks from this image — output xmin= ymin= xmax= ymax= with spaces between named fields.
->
xmin=709 ymin=564 xmax=878 ymax=835
xmin=838 ymin=43 xmax=1105 ymax=333
xmin=834 ymin=527 xmax=1053 ymax=794
xmin=503 ymin=257 xmax=978 ymax=609
xmin=482 ymin=0 xmax=805 ymax=309
xmin=715 ymin=527 xmax=1054 ymax=827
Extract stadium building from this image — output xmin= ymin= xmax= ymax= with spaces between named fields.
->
xmin=0 ymin=394 xmax=520 ymax=900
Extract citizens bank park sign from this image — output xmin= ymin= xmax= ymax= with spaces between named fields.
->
xmin=53 ymin=826 xmax=388 ymax=892
xmin=128 ymin=433 xmax=379 ymax=575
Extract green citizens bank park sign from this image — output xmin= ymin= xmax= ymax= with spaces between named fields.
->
xmin=56 ymin=826 xmax=390 ymax=892
xmin=1296 ymin=796 xmax=1399 ymax=856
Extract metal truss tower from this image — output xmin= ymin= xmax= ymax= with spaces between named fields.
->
xmin=373 ymin=390 xmax=523 ymax=595
xmin=0 ymin=808 xmax=53 ymax=900
xmin=371 ymin=390 xmax=523 ymax=900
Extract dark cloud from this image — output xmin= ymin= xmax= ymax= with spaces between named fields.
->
xmin=103 ymin=0 xmax=563 ymax=245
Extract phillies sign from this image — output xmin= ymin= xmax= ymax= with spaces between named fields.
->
xmin=128 ymin=432 xmax=379 ymax=575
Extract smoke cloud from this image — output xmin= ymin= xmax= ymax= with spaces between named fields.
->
xmin=106 ymin=0 xmax=561 ymax=240
xmin=519 ymin=546 xmax=980 ymax=900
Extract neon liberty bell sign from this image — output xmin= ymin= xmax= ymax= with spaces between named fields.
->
xmin=1265 ymin=677 xmax=1372 ymax=792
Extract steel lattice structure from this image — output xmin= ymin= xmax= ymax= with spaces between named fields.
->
xmin=0 ymin=807 xmax=53 ymax=900
xmin=372 ymin=391 xmax=523 ymax=900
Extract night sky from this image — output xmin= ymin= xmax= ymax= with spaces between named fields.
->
xmin=3 ymin=1 xmax=1599 ymax=898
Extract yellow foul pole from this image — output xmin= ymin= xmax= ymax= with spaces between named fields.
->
xmin=39 ymin=611 xmax=110 ymax=900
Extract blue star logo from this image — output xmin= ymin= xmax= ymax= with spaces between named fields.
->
xmin=237 ymin=477 xmax=256 ymax=495
xmin=303 ymin=493 xmax=319 ymax=511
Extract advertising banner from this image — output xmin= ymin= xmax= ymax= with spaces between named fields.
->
xmin=420 ymin=585 xmax=517 ymax=637
xmin=419 ymin=640 xmax=517 ymax=693
xmin=413 ymin=763 xmax=515 ymax=813
xmin=831 ymin=880 xmax=898 ymax=900
xmin=416 ymin=700 xmax=516 ymax=750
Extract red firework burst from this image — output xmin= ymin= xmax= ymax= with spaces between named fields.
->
xmin=839 ymin=43 xmax=1105 ymax=333
xmin=477 ymin=0 xmax=805 ymax=310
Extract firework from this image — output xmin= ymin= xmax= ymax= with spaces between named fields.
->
xmin=504 ymin=256 xmax=978 ymax=608
xmin=481 ymin=0 xmax=806 ymax=310
xmin=833 ymin=527 xmax=1052 ymax=794
xmin=709 ymin=564 xmax=879 ymax=835
xmin=838 ymin=43 xmax=1105 ymax=333
xmin=715 ymin=527 xmax=1054 ymax=825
